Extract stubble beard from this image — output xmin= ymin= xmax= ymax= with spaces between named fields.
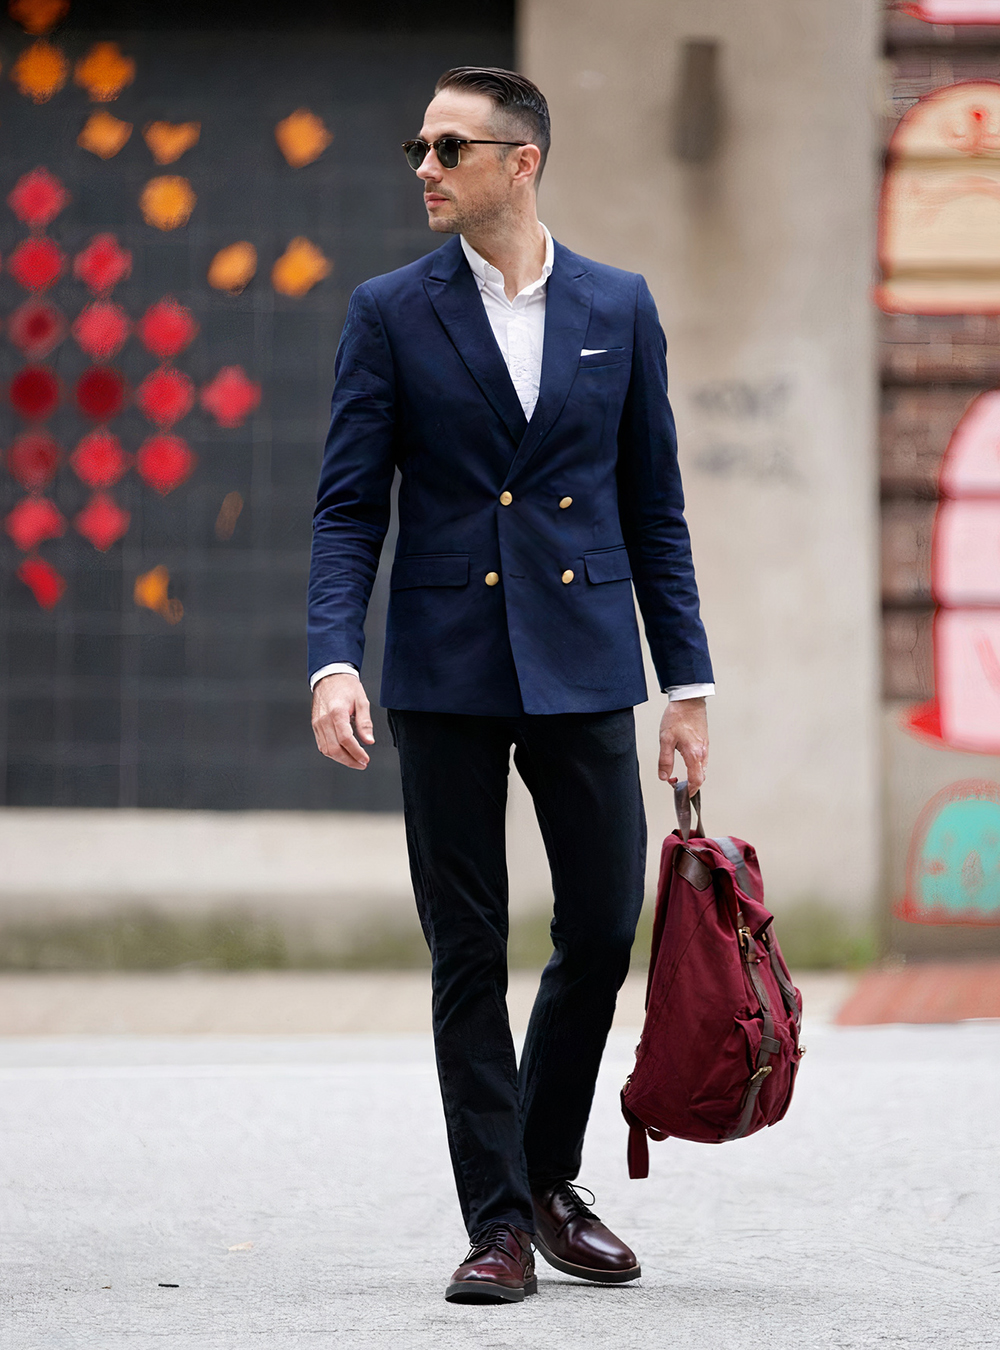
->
xmin=425 ymin=189 xmax=513 ymax=238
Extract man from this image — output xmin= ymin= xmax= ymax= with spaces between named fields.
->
xmin=308 ymin=67 xmax=713 ymax=1304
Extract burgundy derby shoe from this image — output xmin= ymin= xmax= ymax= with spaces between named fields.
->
xmin=445 ymin=1224 xmax=538 ymax=1304
xmin=531 ymin=1182 xmax=641 ymax=1284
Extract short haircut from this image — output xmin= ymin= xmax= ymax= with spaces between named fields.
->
xmin=434 ymin=66 xmax=550 ymax=181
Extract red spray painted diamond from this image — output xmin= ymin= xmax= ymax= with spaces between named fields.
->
xmin=74 ymin=491 xmax=130 ymax=551
xmin=136 ymin=433 xmax=196 ymax=494
xmin=72 ymin=301 xmax=130 ymax=359
xmin=7 ymin=431 xmax=60 ymax=490
xmin=17 ymin=557 xmax=66 ymax=610
xmin=8 ymin=300 xmax=66 ymax=358
xmin=73 ymin=234 xmax=133 ymax=294
xmin=4 ymin=496 xmax=65 ymax=551
xmin=10 ymin=366 xmax=60 ymax=419
xmin=8 ymin=236 xmax=64 ymax=291
xmin=136 ymin=366 xmax=194 ymax=428
xmin=7 ymin=167 xmax=70 ymax=228
xmin=200 ymin=365 xmax=262 ymax=428
xmin=76 ymin=366 xmax=127 ymax=421
xmin=70 ymin=429 xmax=130 ymax=488
xmin=136 ymin=298 xmax=199 ymax=358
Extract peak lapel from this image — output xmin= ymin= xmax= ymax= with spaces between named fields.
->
xmin=423 ymin=239 xmax=527 ymax=445
xmin=503 ymin=247 xmax=594 ymax=486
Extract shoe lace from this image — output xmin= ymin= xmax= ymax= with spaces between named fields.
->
xmin=554 ymin=1182 xmax=599 ymax=1222
xmin=464 ymin=1224 xmax=527 ymax=1262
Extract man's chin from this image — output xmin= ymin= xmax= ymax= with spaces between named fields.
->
xmin=427 ymin=215 xmax=461 ymax=235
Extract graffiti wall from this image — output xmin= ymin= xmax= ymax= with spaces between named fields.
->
xmin=0 ymin=0 xmax=514 ymax=810
xmin=882 ymin=3 xmax=1000 ymax=950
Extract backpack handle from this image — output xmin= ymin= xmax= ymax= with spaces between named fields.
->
xmin=673 ymin=781 xmax=704 ymax=842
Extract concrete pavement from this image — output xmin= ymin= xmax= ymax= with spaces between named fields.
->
xmin=1 ymin=1000 xmax=998 ymax=1348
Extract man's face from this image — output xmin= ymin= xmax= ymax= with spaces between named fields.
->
xmin=415 ymin=89 xmax=519 ymax=235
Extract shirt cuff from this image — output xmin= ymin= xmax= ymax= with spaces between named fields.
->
xmin=310 ymin=662 xmax=360 ymax=690
xmin=665 ymin=682 xmax=715 ymax=701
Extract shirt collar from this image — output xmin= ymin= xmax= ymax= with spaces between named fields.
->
xmin=461 ymin=224 xmax=553 ymax=299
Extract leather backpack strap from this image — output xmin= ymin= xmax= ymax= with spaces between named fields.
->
xmin=673 ymin=781 xmax=704 ymax=842
xmin=711 ymin=840 xmax=780 ymax=1141
xmin=726 ymin=916 xmax=780 ymax=1141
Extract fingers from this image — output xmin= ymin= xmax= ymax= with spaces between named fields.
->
xmin=354 ymin=687 xmax=375 ymax=746
xmin=658 ymin=736 xmax=676 ymax=783
xmin=682 ymin=738 xmax=709 ymax=793
xmin=311 ymin=679 xmax=373 ymax=770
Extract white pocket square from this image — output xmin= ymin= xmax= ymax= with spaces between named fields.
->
xmin=580 ymin=348 xmax=607 ymax=356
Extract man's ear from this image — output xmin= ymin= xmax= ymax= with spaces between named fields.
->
xmin=511 ymin=143 xmax=542 ymax=187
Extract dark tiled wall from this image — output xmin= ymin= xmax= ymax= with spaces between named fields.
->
xmin=0 ymin=5 xmax=514 ymax=808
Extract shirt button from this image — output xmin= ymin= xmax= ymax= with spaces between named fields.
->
xmin=559 ymin=497 xmax=573 ymax=509
xmin=561 ymin=570 xmax=574 ymax=584
xmin=499 ymin=491 xmax=513 ymax=506
xmin=485 ymin=572 xmax=500 ymax=586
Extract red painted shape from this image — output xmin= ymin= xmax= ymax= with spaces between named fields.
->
xmin=75 ymin=367 xmax=127 ymax=421
xmin=836 ymin=960 xmax=1000 ymax=1026
xmin=10 ymin=366 xmax=60 ymax=419
xmin=136 ymin=298 xmax=199 ymax=358
xmin=136 ymin=367 xmax=194 ymax=428
xmin=73 ymin=234 xmax=133 ymax=294
xmin=200 ymin=365 xmax=262 ymax=428
xmin=72 ymin=301 xmax=130 ymax=359
xmin=7 ymin=168 xmax=69 ymax=228
xmin=8 ymin=237 xmax=64 ymax=291
xmin=4 ymin=496 xmax=65 ymax=551
xmin=136 ymin=433 xmax=196 ymax=494
xmin=16 ymin=557 xmax=66 ymax=610
xmin=7 ymin=300 xmax=66 ymax=358
xmin=70 ymin=430 xmax=130 ymax=488
xmin=7 ymin=431 xmax=60 ymax=490
xmin=74 ymin=491 xmax=131 ymax=551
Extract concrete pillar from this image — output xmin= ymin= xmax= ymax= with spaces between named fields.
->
xmin=516 ymin=0 xmax=882 ymax=919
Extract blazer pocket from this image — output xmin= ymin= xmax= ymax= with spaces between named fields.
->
xmin=583 ymin=546 xmax=632 ymax=584
xmin=578 ymin=347 xmax=630 ymax=369
xmin=390 ymin=553 xmax=470 ymax=590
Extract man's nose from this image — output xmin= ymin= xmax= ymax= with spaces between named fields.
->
xmin=416 ymin=150 xmax=443 ymax=183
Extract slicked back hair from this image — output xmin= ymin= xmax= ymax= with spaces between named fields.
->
xmin=434 ymin=66 xmax=551 ymax=182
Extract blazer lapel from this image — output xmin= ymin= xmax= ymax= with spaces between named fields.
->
xmin=503 ymin=243 xmax=594 ymax=486
xmin=423 ymin=237 xmax=527 ymax=445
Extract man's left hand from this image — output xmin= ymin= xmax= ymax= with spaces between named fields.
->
xmin=658 ymin=697 xmax=709 ymax=793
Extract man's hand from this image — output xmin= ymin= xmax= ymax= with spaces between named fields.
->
xmin=658 ymin=696 xmax=709 ymax=793
xmin=311 ymin=673 xmax=375 ymax=770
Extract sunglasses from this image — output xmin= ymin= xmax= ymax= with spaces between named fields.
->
xmin=402 ymin=136 xmax=528 ymax=171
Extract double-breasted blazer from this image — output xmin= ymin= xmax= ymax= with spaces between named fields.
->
xmin=308 ymin=234 xmax=712 ymax=716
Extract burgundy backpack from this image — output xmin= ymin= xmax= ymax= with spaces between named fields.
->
xmin=621 ymin=784 xmax=804 ymax=1177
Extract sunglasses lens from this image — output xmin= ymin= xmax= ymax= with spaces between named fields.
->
xmin=404 ymin=140 xmax=428 ymax=170
xmin=437 ymin=138 xmax=461 ymax=169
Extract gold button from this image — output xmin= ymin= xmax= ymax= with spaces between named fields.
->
xmin=561 ymin=569 xmax=574 ymax=584
xmin=485 ymin=571 xmax=500 ymax=586
xmin=499 ymin=491 xmax=513 ymax=506
xmin=559 ymin=496 xmax=573 ymax=509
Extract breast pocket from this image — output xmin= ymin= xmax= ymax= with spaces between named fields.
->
xmin=578 ymin=347 xmax=631 ymax=370
xmin=583 ymin=546 xmax=632 ymax=584
xmin=390 ymin=554 xmax=470 ymax=590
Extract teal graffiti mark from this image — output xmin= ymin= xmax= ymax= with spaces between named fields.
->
xmin=899 ymin=779 xmax=1000 ymax=925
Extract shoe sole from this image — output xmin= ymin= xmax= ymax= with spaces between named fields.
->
xmin=533 ymin=1238 xmax=641 ymax=1285
xmin=445 ymin=1276 xmax=538 ymax=1303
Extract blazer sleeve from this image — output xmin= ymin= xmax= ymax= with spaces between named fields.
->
xmin=307 ymin=283 xmax=396 ymax=679
xmin=616 ymin=276 xmax=714 ymax=690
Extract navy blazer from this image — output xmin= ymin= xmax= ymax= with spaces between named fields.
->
xmin=308 ymin=235 xmax=712 ymax=716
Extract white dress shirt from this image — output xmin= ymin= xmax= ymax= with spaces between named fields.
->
xmin=311 ymin=224 xmax=715 ymax=703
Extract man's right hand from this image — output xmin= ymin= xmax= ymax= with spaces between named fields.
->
xmin=311 ymin=673 xmax=375 ymax=770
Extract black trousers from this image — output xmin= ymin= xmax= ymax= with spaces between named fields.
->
xmin=388 ymin=707 xmax=646 ymax=1241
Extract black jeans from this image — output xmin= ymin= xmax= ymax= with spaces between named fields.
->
xmin=388 ymin=707 xmax=646 ymax=1241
